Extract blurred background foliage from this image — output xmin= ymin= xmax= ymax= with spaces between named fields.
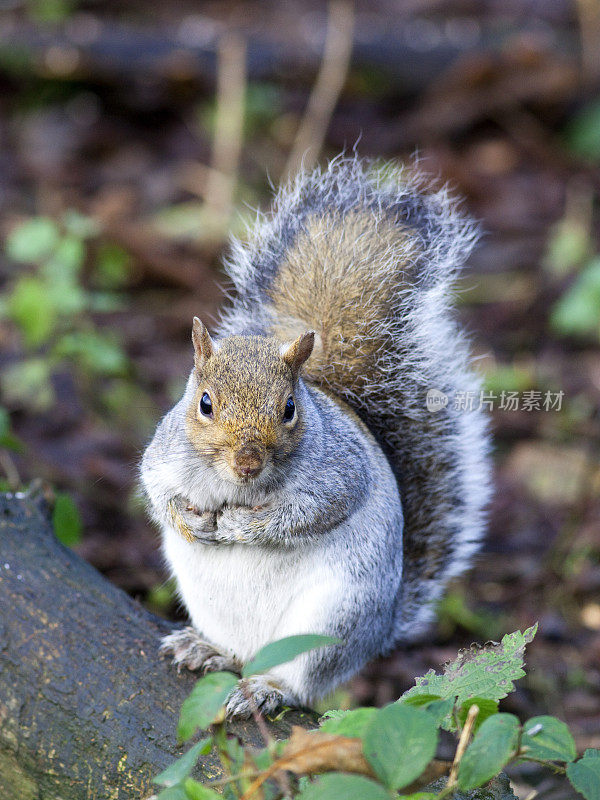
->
xmin=0 ymin=1 xmax=599 ymax=795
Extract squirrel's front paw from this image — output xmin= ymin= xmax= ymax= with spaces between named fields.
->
xmin=225 ymin=676 xmax=297 ymax=720
xmin=160 ymin=627 xmax=241 ymax=674
xmin=168 ymin=496 xmax=223 ymax=544
xmin=216 ymin=506 xmax=270 ymax=543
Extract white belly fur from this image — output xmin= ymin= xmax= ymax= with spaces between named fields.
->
xmin=163 ymin=525 xmax=344 ymax=662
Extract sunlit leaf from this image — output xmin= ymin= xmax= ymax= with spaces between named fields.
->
xmin=177 ymin=672 xmax=238 ymax=742
xmin=6 ymin=217 xmax=59 ymax=263
xmin=154 ymin=738 xmax=212 ymax=787
xmin=52 ymin=492 xmax=83 ymax=547
xmin=243 ymin=634 xmax=342 ymax=677
xmin=458 ymin=698 xmax=499 ymax=733
xmin=8 ymin=277 xmax=57 ymax=347
xmin=319 ymin=707 xmax=377 ymax=737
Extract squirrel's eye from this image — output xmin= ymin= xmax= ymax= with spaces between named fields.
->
xmin=283 ymin=396 xmax=295 ymax=422
xmin=199 ymin=392 xmax=213 ymax=418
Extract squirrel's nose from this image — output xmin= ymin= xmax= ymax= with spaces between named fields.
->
xmin=232 ymin=444 xmax=265 ymax=479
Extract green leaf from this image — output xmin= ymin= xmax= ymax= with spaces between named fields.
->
xmin=567 ymin=750 xmax=600 ymax=800
xmin=551 ymin=258 xmax=600 ymax=339
xmin=398 ymin=795 xmax=437 ymax=800
xmin=156 ymin=786 xmax=189 ymax=800
xmin=363 ymin=703 xmax=439 ymax=790
xmin=319 ymin=707 xmax=377 ymax=737
xmin=565 ymin=100 xmax=600 ymax=161
xmin=544 ymin=219 xmax=591 ymax=276
xmin=154 ymin=738 xmax=212 ymax=787
xmin=52 ymin=493 xmax=83 ymax=547
xmin=54 ymin=332 xmax=128 ymax=376
xmin=8 ymin=276 xmax=57 ymax=347
xmin=95 ymin=242 xmax=131 ymax=288
xmin=457 ymin=713 xmax=520 ymax=791
xmin=62 ymin=209 xmax=100 ymax=239
xmin=45 ymin=235 xmax=86 ymax=277
xmin=296 ymin=773 xmax=391 ymax=800
xmin=402 ymin=625 xmax=537 ymax=730
xmin=0 ymin=407 xmax=10 ymax=439
xmin=521 ymin=715 xmax=577 ymax=763
xmin=458 ymin=698 xmax=499 ymax=733
xmin=400 ymin=694 xmax=454 ymax=727
xmin=401 ymin=693 xmax=443 ymax=707
xmin=183 ymin=779 xmax=223 ymax=799
xmin=422 ymin=698 xmax=456 ymax=727
xmin=177 ymin=672 xmax=238 ymax=742
xmin=242 ymin=634 xmax=342 ymax=677
xmin=6 ymin=217 xmax=59 ymax=262
xmin=1 ymin=358 xmax=54 ymax=411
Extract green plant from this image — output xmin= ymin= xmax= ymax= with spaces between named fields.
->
xmin=2 ymin=212 xmax=131 ymax=411
xmin=153 ymin=626 xmax=598 ymax=800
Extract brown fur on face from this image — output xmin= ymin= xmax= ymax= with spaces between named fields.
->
xmin=185 ymin=332 xmax=311 ymax=483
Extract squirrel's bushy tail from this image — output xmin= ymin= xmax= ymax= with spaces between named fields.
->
xmin=217 ymin=156 xmax=492 ymax=640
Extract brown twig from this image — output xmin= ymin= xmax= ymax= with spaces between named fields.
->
xmin=448 ymin=704 xmax=480 ymax=788
xmin=239 ymin=679 xmax=291 ymax=797
xmin=0 ymin=449 xmax=21 ymax=491
xmin=200 ymin=31 xmax=247 ymax=249
xmin=283 ymin=0 xmax=354 ymax=181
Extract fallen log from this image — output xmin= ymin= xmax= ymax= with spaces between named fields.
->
xmin=0 ymin=493 xmax=316 ymax=800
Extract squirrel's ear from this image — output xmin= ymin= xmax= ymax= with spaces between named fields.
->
xmin=281 ymin=331 xmax=315 ymax=376
xmin=192 ymin=317 xmax=214 ymax=374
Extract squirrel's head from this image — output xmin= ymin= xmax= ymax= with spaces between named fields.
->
xmin=185 ymin=317 xmax=314 ymax=484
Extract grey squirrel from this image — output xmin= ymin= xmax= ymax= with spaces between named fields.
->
xmin=140 ymin=157 xmax=492 ymax=718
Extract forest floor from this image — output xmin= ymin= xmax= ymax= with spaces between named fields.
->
xmin=0 ymin=3 xmax=599 ymax=798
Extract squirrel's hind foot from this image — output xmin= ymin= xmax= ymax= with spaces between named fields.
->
xmin=225 ymin=676 xmax=297 ymax=720
xmin=160 ymin=627 xmax=241 ymax=674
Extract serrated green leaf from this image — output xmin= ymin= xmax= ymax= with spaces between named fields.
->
xmin=363 ymin=703 xmax=439 ymax=790
xmin=6 ymin=217 xmax=59 ymax=262
xmin=242 ymin=634 xmax=342 ymax=677
xmin=319 ymin=707 xmax=377 ymax=737
xmin=567 ymin=750 xmax=600 ymax=800
xmin=8 ymin=276 xmax=57 ymax=347
xmin=178 ymin=672 xmax=238 ymax=742
xmin=183 ymin=779 xmax=223 ymax=799
xmin=296 ymin=772 xmax=391 ymax=800
xmin=154 ymin=738 xmax=212 ymax=787
xmin=52 ymin=493 xmax=83 ymax=547
xmin=521 ymin=715 xmax=577 ymax=763
xmin=458 ymin=698 xmax=499 ymax=733
xmin=457 ymin=713 xmax=520 ymax=791
xmin=402 ymin=693 xmax=443 ymax=707
xmin=422 ymin=698 xmax=456 ymax=727
xmin=400 ymin=694 xmax=454 ymax=727
xmin=402 ymin=625 xmax=537 ymax=728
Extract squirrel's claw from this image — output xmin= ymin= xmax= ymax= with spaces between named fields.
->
xmin=160 ymin=627 xmax=241 ymax=674
xmin=225 ymin=676 xmax=295 ymax=720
